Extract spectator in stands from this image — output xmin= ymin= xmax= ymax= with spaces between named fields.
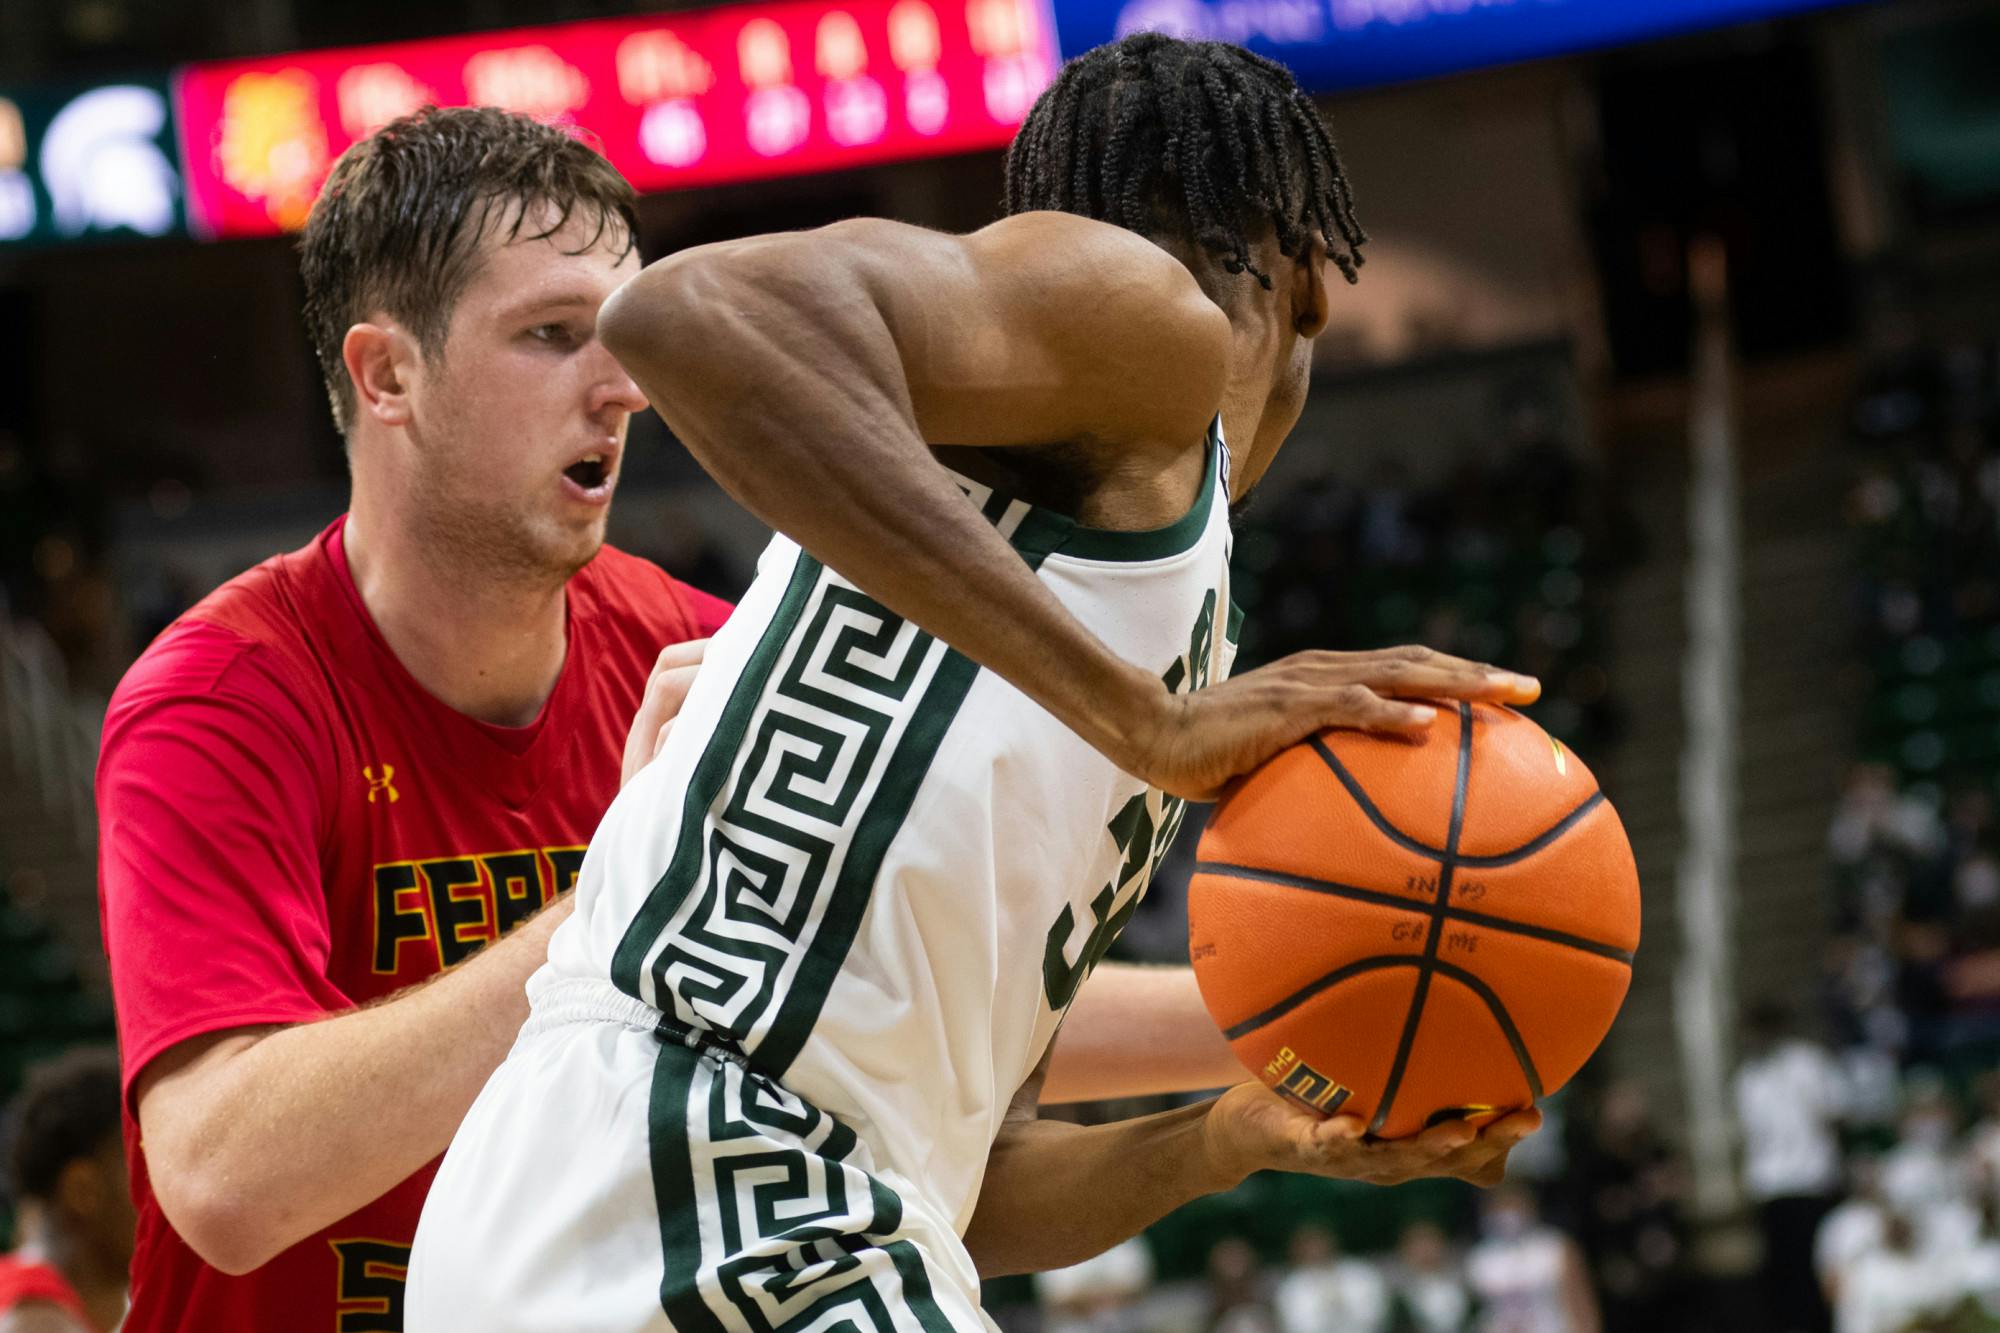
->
xmin=1567 ymin=1079 xmax=1689 ymax=1332
xmin=1879 ymin=1078 xmax=1978 ymax=1260
xmin=1735 ymin=996 xmax=1847 ymax=1333
xmin=1968 ymin=1073 xmax=2000 ymax=1203
xmin=0 ymin=1050 xmax=130 ymax=1332
xmin=1206 ymin=1237 xmax=1278 ymax=1333
xmin=1386 ymin=1221 xmax=1472 ymax=1333
xmin=1272 ymin=1223 xmax=1390 ymax=1333
xmin=1035 ymin=1236 xmax=1154 ymax=1333
xmin=1835 ymin=1210 xmax=1961 ymax=1333
xmin=1816 ymin=1152 xmax=1888 ymax=1312
xmin=1463 ymin=1185 xmax=1598 ymax=1333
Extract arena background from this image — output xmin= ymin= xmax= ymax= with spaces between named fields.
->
xmin=3 ymin=0 xmax=2000 ymax=1328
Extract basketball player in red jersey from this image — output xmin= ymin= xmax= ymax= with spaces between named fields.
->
xmin=92 ymin=108 xmax=728 ymax=1332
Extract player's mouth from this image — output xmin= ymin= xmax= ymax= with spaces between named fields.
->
xmin=560 ymin=448 xmax=618 ymax=505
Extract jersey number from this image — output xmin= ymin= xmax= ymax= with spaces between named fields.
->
xmin=330 ymin=1238 xmax=409 ymax=1333
xmin=1040 ymin=590 xmax=1216 ymax=1010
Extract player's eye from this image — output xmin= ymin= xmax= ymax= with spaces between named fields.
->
xmin=527 ymin=322 xmax=577 ymax=346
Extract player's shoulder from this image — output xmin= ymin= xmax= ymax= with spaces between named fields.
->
xmin=973 ymin=213 xmax=1225 ymax=323
xmin=109 ymin=532 xmax=337 ymax=727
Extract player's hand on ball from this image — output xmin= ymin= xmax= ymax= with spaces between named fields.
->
xmin=622 ymin=639 xmax=708 ymax=788
xmin=1201 ymin=1080 xmax=1542 ymax=1190
xmin=1130 ymin=645 xmax=1541 ymax=801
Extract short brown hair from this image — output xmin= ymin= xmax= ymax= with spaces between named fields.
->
xmin=299 ymin=105 xmax=639 ymax=436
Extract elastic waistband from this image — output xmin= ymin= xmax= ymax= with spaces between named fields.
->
xmin=521 ymin=974 xmax=665 ymax=1038
xmin=521 ymin=975 xmax=763 ymax=1080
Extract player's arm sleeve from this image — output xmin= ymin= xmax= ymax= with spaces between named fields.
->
xmin=96 ymin=627 xmax=345 ymax=1107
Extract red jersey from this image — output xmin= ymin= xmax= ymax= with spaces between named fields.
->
xmin=96 ymin=517 xmax=731 ymax=1333
xmin=0 ymin=1253 xmax=96 ymax=1330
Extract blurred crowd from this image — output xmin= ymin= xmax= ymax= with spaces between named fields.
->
xmin=1837 ymin=330 xmax=2000 ymax=1071
xmin=1710 ymin=331 xmax=2000 ymax=1333
xmin=998 ymin=1074 xmax=1696 ymax=1333
xmin=1232 ymin=400 xmax=1629 ymax=756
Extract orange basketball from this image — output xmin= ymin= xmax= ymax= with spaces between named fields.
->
xmin=1188 ymin=702 xmax=1640 ymax=1139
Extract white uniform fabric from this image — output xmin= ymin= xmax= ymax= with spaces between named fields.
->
xmin=410 ymin=430 xmax=1237 ymax=1331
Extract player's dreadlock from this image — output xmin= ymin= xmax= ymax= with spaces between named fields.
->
xmin=1004 ymin=32 xmax=1365 ymax=289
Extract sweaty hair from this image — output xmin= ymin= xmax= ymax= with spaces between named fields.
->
xmin=1004 ymin=33 xmax=1364 ymax=290
xmin=299 ymin=105 xmax=639 ymax=436
xmin=7 ymin=1047 xmax=121 ymax=1203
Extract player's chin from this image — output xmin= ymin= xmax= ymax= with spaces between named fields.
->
xmin=542 ymin=510 xmax=610 ymax=574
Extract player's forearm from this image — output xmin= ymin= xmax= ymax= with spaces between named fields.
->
xmin=962 ymin=1100 xmax=1242 ymax=1278
xmin=597 ymin=232 xmax=1161 ymax=768
xmin=1044 ymin=963 xmax=1245 ymax=1103
xmin=146 ymin=901 xmax=566 ymax=1273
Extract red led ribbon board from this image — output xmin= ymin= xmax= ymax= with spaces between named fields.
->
xmin=174 ymin=0 xmax=1056 ymax=238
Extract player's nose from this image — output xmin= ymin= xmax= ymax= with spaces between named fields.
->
xmin=588 ymin=341 xmax=650 ymax=416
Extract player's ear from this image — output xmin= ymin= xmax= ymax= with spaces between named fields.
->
xmin=343 ymin=321 xmax=419 ymax=429
xmin=1291 ymin=241 xmax=1331 ymax=340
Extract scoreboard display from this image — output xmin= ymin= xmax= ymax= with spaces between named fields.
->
xmin=173 ymin=0 xmax=1059 ymax=238
xmin=1 ymin=0 xmax=1868 ymax=247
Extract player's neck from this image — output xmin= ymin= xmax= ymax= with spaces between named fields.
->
xmin=341 ymin=510 xmax=569 ymax=728
xmin=17 ymin=1212 xmax=127 ymax=1331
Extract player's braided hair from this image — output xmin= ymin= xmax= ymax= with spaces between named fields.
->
xmin=1004 ymin=32 xmax=1364 ymax=290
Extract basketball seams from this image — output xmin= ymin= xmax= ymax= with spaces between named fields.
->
xmin=1190 ymin=861 xmax=1636 ymax=965
xmin=1307 ymin=735 xmax=1440 ymax=861
xmin=1453 ymin=791 xmax=1607 ymax=868
xmin=1307 ymin=734 xmax=1606 ymax=867
xmin=1219 ymin=955 xmax=1415 ymax=1041
xmin=1368 ymin=702 xmax=1477 ymax=1135
xmin=1430 ymin=961 xmax=1545 ymax=1099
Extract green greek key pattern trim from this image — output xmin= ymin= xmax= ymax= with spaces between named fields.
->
xmin=613 ymin=495 xmax=1058 ymax=1073
xmin=648 ymin=1042 xmax=962 ymax=1331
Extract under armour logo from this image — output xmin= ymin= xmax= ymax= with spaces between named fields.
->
xmin=363 ymin=764 xmax=400 ymax=804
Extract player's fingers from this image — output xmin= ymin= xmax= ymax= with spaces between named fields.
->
xmin=1315 ymin=682 xmax=1436 ymax=734
xmin=652 ymin=716 xmax=677 ymax=759
xmin=1412 ymin=1118 xmax=1479 ymax=1156
xmin=1331 ymin=646 xmax=1540 ymax=704
xmin=653 ymin=638 xmax=709 ymax=674
xmin=1486 ymin=1108 xmax=1544 ymax=1143
xmin=1352 ymin=663 xmax=1540 ymax=705
xmin=1310 ymin=1114 xmax=1368 ymax=1144
xmin=648 ymin=663 xmax=701 ymax=711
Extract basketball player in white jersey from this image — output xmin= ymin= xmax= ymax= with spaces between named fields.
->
xmin=409 ymin=33 xmax=1540 ymax=1330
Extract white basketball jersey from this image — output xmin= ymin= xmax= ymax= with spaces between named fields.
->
xmin=547 ymin=423 xmax=1239 ymax=1233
